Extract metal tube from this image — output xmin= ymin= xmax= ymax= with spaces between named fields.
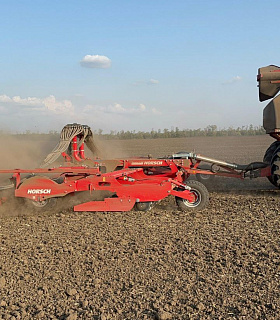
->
xmin=194 ymin=154 xmax=238 ymax=169
xmin=171 ymin=152 xmax=238 ymax=169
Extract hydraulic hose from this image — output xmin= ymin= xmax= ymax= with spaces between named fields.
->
xmin=40 ymin=124 xmax=97 ymax=168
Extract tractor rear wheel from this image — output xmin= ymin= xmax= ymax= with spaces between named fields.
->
xmin=270 ymin=150 xmax=280 ymax=188
xmin=175 ymin=180 xmax=209 ymax=212
xmin=263 ymin=141 xmax=280 ymax=187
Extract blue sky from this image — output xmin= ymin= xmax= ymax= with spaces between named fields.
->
xmin=0 ymin=0 xmax=279 ymax=132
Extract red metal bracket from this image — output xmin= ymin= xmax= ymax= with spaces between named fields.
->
xmin=74 ymin=197 xmax=136 ymax=212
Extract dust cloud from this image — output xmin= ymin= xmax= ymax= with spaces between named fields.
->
xmin=0 ymin=136 xmax=55 ymax=169
xmin=86 ymin=135 xmax=130 ymax=159
xmin=0 ymin=132 xmax=120 ymax=217
xmin=0 ymin=135 xmax=57 ymax=217
xmin=0 ymin=135 xmax=56 ymax=183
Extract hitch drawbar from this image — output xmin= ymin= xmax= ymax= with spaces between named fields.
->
xmin=171 ymin=152 xmax=269 ymax=173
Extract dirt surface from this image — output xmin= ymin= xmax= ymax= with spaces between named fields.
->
xmin=0 ymin=135 xmax=280 ymax=319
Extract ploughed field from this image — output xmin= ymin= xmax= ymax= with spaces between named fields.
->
xmin=0 ymin=135 xmax=279 ymax=319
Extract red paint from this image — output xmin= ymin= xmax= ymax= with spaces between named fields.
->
xmin=72 ymin=136 xmax=82 ymax=162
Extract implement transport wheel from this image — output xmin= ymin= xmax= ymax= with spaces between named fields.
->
xmin=135 ymin=202 xmax=153 ymax=211
xmin=196 ymin=164 xmax=215 ymax=184
xmin=263 ymin=141 xmax=280 ymax=187
xmin=27 ymin=198 xmax=57 ymax=210
xmin=176 ymin=180 xmax=209 ymax=212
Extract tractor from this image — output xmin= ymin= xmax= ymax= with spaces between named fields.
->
xmin=258 ymin=65 xmax=280 ymax=187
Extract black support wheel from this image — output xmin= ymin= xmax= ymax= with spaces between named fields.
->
xmin=134 ymin=202 xmax=153 ymax=211
xmin=175 ymin=180 xmax=209 ymax=212
xmin=196 ymin=164 xmax=215 ymax=184
xmin=26 ymin=198 xmax=57 ymax=211
xmin=263 ymin=141 xmax=280 ymax=186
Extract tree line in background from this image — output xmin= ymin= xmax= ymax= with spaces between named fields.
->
xmin=1 ymin=125 xmax=266 ymax=140
xmin=99 ymin=125 xmax=265 ymax=140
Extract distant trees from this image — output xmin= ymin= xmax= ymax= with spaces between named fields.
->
xmin=96 ymin=125 xmax=266 ymax=140
xmin=3 ymin=125 xmax=266 ymax=140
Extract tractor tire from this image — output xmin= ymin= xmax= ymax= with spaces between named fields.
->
xmin=135 ymin=202 xmax=153 ymax=211
xmin=263 ymin=141 xmax=280 ymax=187
xmin=270 ymin=150 xmax=280 ymax=188
xmin=175 ymin=180 xmax=209 ymax=212
xmin=263 ymin=141 xmax=280 ymax=163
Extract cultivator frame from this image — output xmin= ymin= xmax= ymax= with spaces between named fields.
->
xmin=0 ymin=123 xmax=273 ymax=213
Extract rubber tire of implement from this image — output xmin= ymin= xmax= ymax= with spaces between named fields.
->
xmin=135 ymin=202 xmax=152 ymax=211
xmin=175 ymin=180 xmax=209 ymax=212
xmin=196 ymin=164 xmax=215 ymax=183
xmin=27 ymin=198 xmax=57 ymax=210
xmin=263 ymin=141 xmax=280 ymax=187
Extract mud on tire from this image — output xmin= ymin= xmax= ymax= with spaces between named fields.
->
xmin=176 ymin=180 xmax=209 ymax=212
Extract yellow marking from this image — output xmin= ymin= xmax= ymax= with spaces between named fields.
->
xmin=103 ymin=177 xmax=106 ymax=182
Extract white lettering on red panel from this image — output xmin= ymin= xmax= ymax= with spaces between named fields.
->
xmin=27 ymin=189 xmax=51 ymax=194
xmin=131 ymin=161 xmax=163 ymax=166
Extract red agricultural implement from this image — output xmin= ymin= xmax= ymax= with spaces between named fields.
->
xmin=0 ymin=123 xmax=273 ymax=213
xmin=0 ymin=124 xmax=209 ymax=212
